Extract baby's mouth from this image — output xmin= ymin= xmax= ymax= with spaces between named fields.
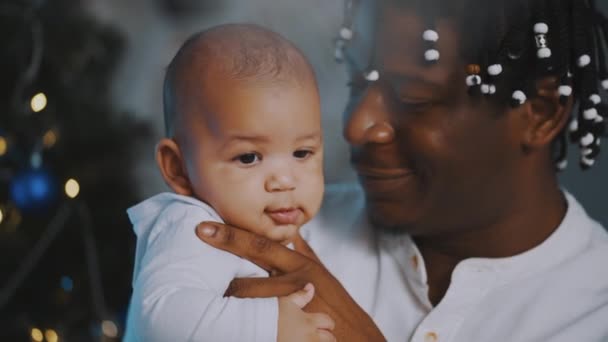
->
xmin=265 ymin=207 xmax=301 ymax=225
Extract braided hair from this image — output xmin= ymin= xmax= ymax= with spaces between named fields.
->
xmin=335 ymin=0 xmax=608 ymax=170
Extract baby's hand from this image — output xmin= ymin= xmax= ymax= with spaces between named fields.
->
xmin=277 ymin=283 xmax=336 ymax=342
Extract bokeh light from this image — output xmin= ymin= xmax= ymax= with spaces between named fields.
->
xmin=30 ymin=93 xmax=48 ymax=113
xmin=64 ymin=179 xmax=80 ymax=199
xmin=101 ymin=320 xmax=118 ymax=338
xmin=60 ymin=276 xmax=74 ymax=292
xmin=45 ymin=329 xmax=59 ymax=342
xmin=43 ymin=130 xmax=58 ymax=148
xmin=0 ymin=136 xmax=7 ymax=156
xmin=31 ymin=328 xmax=43 ymax=341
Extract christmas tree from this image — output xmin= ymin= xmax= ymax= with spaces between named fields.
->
xmin=0 ymin=0 xmax=151 ymax=340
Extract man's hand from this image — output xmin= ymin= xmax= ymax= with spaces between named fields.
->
xmin=196 ymin=222 xmax=386 ymax=342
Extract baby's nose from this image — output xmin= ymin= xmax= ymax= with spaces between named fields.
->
xmin=264 ymin=168 xmax=296 ymax=192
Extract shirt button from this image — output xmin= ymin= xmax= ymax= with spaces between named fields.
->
xmin=424 ymin=332 xmax=438 ymax=342
xmin=411 ymin=255 xmax=419 ymax=269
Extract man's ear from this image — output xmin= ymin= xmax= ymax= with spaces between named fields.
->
xmin=156 ymin=138 xmax=193 ymax=196
xmin=521 ymin=77 xmax=573 ymax=149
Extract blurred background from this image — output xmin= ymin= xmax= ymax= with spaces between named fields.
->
xmin=0 ymin=0 xmax=606 ymax=341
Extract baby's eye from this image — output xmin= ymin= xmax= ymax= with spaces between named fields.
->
xmin=293 ymin=150 xmax=313 ymax=159
xmin=236 ymin=153 xmax=261 ymax=165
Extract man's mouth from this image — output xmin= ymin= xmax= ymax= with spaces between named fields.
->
xmin=354 ymin=165 xmax=414 ymax=179
xmin=265 ymin=208 xmax=301 ymax=225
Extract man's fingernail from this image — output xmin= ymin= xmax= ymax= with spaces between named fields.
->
xmin=198 ymin=224 xmax=217 ymax=237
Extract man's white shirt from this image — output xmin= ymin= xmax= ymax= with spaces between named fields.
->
xmin=303 ymin=184 xmax=608 ymax=342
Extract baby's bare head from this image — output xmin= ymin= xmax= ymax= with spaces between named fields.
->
xmin=163 ymin=23 xmax=317 ymax=138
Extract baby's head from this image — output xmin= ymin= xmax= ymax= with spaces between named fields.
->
xmin=157 ymin=24 xmax=324 ymax=245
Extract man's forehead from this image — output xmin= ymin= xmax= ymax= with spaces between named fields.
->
xmin=346 ymin=0 xmax=464 ymax=88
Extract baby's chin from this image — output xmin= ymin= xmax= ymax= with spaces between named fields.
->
xmin=268 ymin=224 xmax=300 ymax=246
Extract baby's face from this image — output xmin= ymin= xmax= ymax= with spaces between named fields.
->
xmin=180 ymin=77 xmax=324 ymax=244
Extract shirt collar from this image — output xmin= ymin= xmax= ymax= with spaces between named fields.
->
xmin=380 ymin=191 xmax=594 ymax=304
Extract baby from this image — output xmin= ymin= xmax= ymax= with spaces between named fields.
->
xmin=123 ymin=24 xmax=332 ymax=341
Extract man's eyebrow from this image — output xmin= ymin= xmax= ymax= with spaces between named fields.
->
xmin=381 ymin=71 xmax=445 ymax=91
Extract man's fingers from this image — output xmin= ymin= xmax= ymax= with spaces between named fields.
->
xmin=283 ymin=283 xmax=315 ymax=309
xmin=293 ymin=233 xmax=323 ymax=264
xmin=224 ymin=276 xmax=307 ymax=298
xmin=196 ymin=221 xmax=306 ymax=272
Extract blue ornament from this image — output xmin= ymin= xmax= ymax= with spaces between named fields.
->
xmin=9 ymin=168 xmax=58 ymax=211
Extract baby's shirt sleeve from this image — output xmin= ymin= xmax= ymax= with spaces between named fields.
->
xmin=127 ymin=202 xmax=278 ymax=342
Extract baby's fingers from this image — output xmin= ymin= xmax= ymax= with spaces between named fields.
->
xmin=283 ymin=283 xmax=315 ymax=309
xmin=308 ymin=312 xmax=335 ymax=331
xmin=317 ymin=329 xmax=337 ymax=342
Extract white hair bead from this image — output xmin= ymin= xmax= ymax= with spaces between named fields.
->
xmin=334 ymin=39 xmax=346 ymax=61
xmin=488 ymin=64 xmax=503 ymax=76
xmin=489 ymin=84 xmax=497 ymax=94
xmin=364 ymin=70 xmax=380 ymax=82
xmin=466 ymin=75 xmax=482 ymax=87
xmin=582 ymin=148 xmax=594 ymax=156
xmin=334 ymin=48 xmax=344 ymax=61
xmin=589 ymin=94 xmax=601 ymax=105
xmin=481 ymin=84 xmax=491 ymax=94
xmin=537 ymin=47 xmax=552 ymax=59
xmin=602 ymin=79 xmax=608 ymax=90
xmin=567 ymin=71 xmax=573 ymax=78
xmin=558 ymin=85 xmax=573 ymax=97
xmin=583 ymin=107 xmax=599 ymax=120
xmin=534 ymin=22 xmax=549 ymax=34
xmin=423 ymin=29 xmax=439 ymax=42
xmin=581 ymin=156 xmax=595 ymax=167
xmin=512 ymin=90 xmax=527 ymax=104
xmin=577 ymin=54 xmax=591 ymax=68
xmin=424 ymin=49 xmax=440 ymax=61
xmin=569 ymin=119 xmax=579 ymax=132
xmin=580 ymin=133 xmax=595 ymax=147
xmin=556 ymin=159 xmax=568 ymax=171
xmin=340 ymin=27 xmax=353 ymax=40
xmin=596 ymin=116 xmax=605 ymax=123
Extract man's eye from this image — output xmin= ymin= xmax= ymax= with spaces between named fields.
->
xmin=236 ymin=153 xmax=260 ymax=164
xmin=293 ymin=150 xmax=313 ymax=159
xmin=399 ymin=100 xmax=432 ymax=113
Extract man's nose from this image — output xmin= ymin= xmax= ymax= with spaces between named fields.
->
xmin=343 ymin=84 xmax=395 ymax=146
xmin=264 ymin=163 xmax=296 ymax=192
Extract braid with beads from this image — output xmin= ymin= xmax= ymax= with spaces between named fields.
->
xmin=336 ymin=0 xmax=608 ymax=170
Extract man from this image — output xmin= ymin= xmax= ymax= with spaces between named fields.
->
xmin=196 ymin=0 xmax=608 ymax=341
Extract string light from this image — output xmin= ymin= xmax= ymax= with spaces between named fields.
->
xmin=42 ymin=130 xmax=57 ymax=148
xmin=30 ymin=92 xmax=47 ymax=113
xmin=0 ymin=136 xmax=7 ymax=156
xmin=64 ymin=179 xmax=80 ymax=199
xmin=0 ymin=207 xmax=3 ymax=225
xmin=31 ymin=328 xmax=43 ymax=342
xmin=45 ymin=329 xmax=58 ymax=342
xmin=101 ymin=320 xmax=118 ymax=338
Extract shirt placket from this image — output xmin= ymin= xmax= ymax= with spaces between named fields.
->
xmin=409 ymin=262 xmax=498 ymax=342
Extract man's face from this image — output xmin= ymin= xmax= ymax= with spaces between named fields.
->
xmin=343 ymin=1 xmax=523 ymax=237
xmin=178 ymin=74 xmax=324 ymax=245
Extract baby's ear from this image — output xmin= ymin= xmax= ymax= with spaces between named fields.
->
xmin=155 ymin=138 xmax=193 ymax=196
